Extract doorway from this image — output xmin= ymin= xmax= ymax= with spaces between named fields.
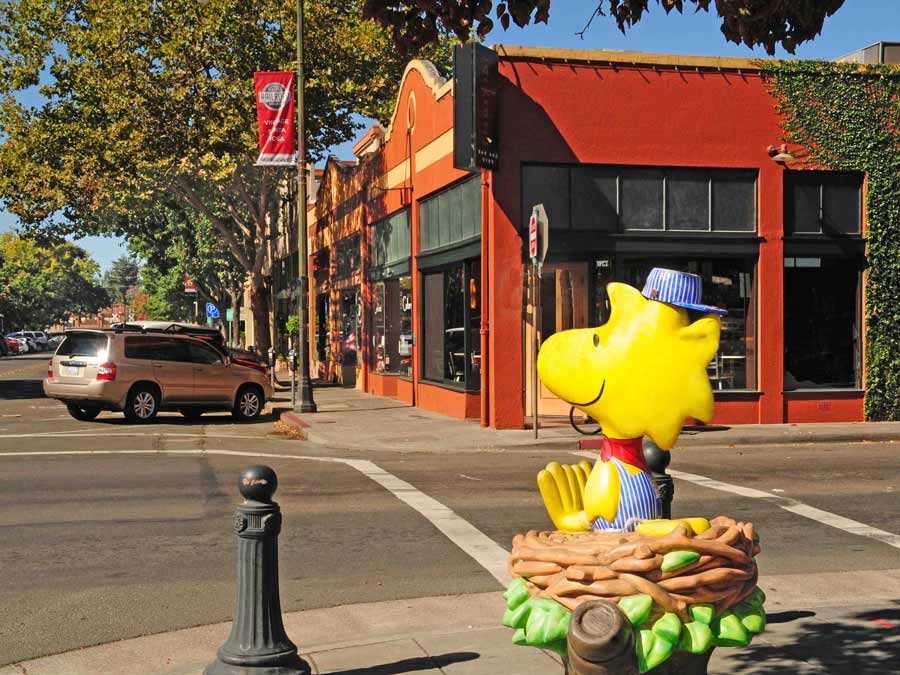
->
xmin=525 ymin=262 xmax=590 ymax=418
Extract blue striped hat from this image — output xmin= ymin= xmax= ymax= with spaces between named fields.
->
xmin=641 ymin=268 xmax=727 ymax=315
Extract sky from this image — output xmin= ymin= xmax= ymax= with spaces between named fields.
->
xmin=2 ymin=0 xmax=898 ymax=272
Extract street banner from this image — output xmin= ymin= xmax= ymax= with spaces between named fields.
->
xmin=184 ymin=274 xmax=197 ymax=293
xmin=254 ymin=71 xmax=295 ymax=166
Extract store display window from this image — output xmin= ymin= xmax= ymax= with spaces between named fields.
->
xmin=620 ymin=258 xmax=756 ymax=390
xmin=372 ymin=276 xmax=413 ymax=376
xmin=422 ymin=259 xmax=480 ymax=390
xmin=784 ymin=257 xmax=861 ymax=390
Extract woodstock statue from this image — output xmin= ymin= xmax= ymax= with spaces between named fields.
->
xmin=536 ymin=268 xmax=724 ymax=533
xmin=502 ymin=269 xmax=765 ymax=673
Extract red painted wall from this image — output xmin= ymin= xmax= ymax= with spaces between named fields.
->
xmin=489 ymin=56 xmax=799 ymax=428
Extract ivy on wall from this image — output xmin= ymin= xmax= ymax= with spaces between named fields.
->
xmin=763 ymin=60 xmax=900 ymax=420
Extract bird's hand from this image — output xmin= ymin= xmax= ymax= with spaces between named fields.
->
xmin=537 ymin=460 xmax=594 ymax=532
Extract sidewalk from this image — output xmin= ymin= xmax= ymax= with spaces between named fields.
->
xmin=6 ymin=569 xmax=899 ymax=674
xmin=273 ymin=384 xmax=900 ymax=453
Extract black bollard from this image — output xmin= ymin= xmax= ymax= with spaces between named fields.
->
xmin=642 ymin=439 xmax=674 ymax=519
xmin=205 ymin=465 xmax=310 ymax=675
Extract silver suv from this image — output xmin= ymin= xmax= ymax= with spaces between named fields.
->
xmin=43 ymin=329 xmax=273 ymax=422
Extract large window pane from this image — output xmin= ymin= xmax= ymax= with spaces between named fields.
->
xmin=823 ymin=179 xmax=861 ymax=234
xmin=712 ymin=172 xmax=756 ymax=232
xmin=372 ymin=278 xmax=407 ymax=374
xmin=619 ymin=258 xmax=756 ymax=390
xmin=398 ymin=276 xmax=413 ymax=377
xmin=784 ymin=257 xmax=860 ymax=389
xmin=423 ymin=272 xmax=444 ymax=381
xmin=444 ymin=264 xmax=465 ymax=382
xmin=467 ymin=260 xmax=481 ymax=384
xmin=571 ymin=167 xmax=617 ymax=231
xmin=666 ymin=170 xmax=709 ymax=231
xmin=419 ymin=176 xmax=482 ymax=253
xmin=523 ymin=165 xmax=570 ymax=230
xmin=621 ymin=168 xmax=663 ymax=230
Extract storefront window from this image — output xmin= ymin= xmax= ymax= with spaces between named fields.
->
xmin=784 ymin=257 xmax=861 ymax=389
xmin=422 ymin=260 xmax=480 ymax=390
xmin=340 ymin=290 xmax=360 ymax=368
xmin=786 ymin=172 xmax=861 ymax=235
xmin=523 ymin=165 xmax=758 ymax=233
xmin=372 ymin=276 xmax=413 ymax=376
xmin=620 ymin=258 xmax=756 ymax=390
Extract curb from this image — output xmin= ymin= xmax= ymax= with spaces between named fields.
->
xmin=275 ymin=411 xmax=900 ymax=452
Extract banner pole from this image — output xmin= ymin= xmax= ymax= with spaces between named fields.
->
xmin=295 ymin=0 xmax=316 ymax=414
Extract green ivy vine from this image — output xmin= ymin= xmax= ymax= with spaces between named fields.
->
xmin=763 ymin=60 xmax=900 ymax=420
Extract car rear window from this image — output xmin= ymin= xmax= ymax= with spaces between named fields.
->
xmin=57 ymin=333 xmax=109 ymax=357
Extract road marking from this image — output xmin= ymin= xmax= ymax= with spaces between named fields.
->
xmin=342 ymin=458 xmax=511 ymax=585
xmin=0 ymin=448 xmax=512 ymax=586
xmin=573 ymin=451 xmax=900 ymax=551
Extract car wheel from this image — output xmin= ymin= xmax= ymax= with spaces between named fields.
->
xmin=233 ymin=385 xmax=263 ymax=421
xmin=66 ymin=404 xmax=101 ymax=421
xmin=180 ymin=408 xmax=203 ymax=420
xmin=124 ymin=385 xmax=160 ymax=422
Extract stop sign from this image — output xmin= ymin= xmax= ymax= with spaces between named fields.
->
xmin=528 ymin=214 xmax=538 ymax=259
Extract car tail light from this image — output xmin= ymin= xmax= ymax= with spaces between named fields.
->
xmin=47 ymin=360 xmax=53 ymax=378
xmin=96 ymin=362 xmax=117 ymax=381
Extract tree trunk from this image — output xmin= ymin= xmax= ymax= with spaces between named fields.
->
xmin=249 ymin=278 xmax=271 ymax=355
xmin=229 ymin=287 xmax=242 ymax=347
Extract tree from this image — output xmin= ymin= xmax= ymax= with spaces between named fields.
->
xmin=102 ymin=256 xmax=141 ymax=313
xmin=0 ymin=0 xmax=452 ymax=354
xmin=362 ymin=0 xmax=847 ymax=55
xmin=0 ymin=233 xmax=109 ymax=329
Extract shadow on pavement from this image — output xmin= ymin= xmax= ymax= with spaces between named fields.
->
xmin=726 ymin=605 xmax=900 ymax=674
xmin=323 ymin=652 xmax=479 ymax=675
xmin=0 ymin=379 xmax=45 ymax=400
xmin=89 ymin=412 xmax=275 ymax=426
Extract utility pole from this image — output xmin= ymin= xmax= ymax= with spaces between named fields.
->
xmin=294 ymin=0 xmax=317 ymax=413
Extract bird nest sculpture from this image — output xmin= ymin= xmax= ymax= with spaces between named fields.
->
xmin=503 ymin=517 xmax=765 ymax=672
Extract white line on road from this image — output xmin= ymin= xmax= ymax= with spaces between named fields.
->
xmin=0 ymin=448 xmax=512 ymax=586
xmin=342 ymin=458 xmax=511 ymax=585
xmin=574 ymin=451 xmax=900 ymax=550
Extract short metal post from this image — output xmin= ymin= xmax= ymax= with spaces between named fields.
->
xmin=268 ymin=347 xmax=276 ymax=389
xmin=289 ymin=350 xmax=296 ymax=408
xmin=205 ymin=465 xmax=309 ymax=675
xmin=642 ymin=439 xmax=674 ymax=519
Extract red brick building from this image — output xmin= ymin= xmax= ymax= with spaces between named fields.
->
xmin=308 ymin=46 xmax=866 ymax=428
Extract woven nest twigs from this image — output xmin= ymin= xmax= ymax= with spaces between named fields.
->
xmin=509 ymin=516 xmax=760 ymax=622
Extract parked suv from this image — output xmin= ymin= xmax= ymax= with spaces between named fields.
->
xmin=43 ymin=329 xmax=273 ymax=422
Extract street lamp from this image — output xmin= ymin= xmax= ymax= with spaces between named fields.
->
xmin=294 ymin=0 xmax=317 ymax=413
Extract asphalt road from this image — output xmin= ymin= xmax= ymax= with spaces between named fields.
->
xmin=1 ymin=353 xmax=899 ymax=667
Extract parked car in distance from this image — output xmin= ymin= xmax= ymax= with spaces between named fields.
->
xmin=47 ymin=334 xmax=65 ymax=351
xmin=26 ymin=331 xmax=49 ymax=350
xmin=7 ymin=335 xmax=30 ymax=353
xmin=5 ymin=337 xmax=21 ymax=354
xmin=109 ymin=321 xmax=267 ymax=373
xmin=7 ymin=332 xmax=40 ymax=352
xmin=43 ymin=328 xmax=273 ymax=422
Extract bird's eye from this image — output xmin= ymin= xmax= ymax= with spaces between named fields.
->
xmin=593 ymin=333 xmax=600 ymax=348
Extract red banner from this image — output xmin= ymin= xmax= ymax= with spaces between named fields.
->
xmin=254 ymin=71 xmax=295 ymax=166
xmin=184 ymin=273 xmax=197 ymax=293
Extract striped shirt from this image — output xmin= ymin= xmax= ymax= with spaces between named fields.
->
xmin=591 ymin=458 xmax=662 ymax=532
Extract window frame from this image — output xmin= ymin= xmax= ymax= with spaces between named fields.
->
xmin=522 ymin=163 xmax=759 ymax=236
xmin=785 ymin=171 xmax=863 ymax=237
xmin=419 ymin=258 xmax=481 ymax=392
xmin=782 ymin=254 xmax=864 ymax=392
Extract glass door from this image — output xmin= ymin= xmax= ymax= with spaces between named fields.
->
xmin=525 ymin=262 xmax=590 ymax=418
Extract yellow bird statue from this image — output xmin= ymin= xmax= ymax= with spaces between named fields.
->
xmin=536 ymin=268 xmax=723 ymax=533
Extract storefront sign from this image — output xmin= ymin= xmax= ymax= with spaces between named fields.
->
xmin=254 ymin=71 xmax=295 ymax=166
xmin=184 ymin=274 xmax=197 ymax=293
xmin=453 ymin=43 xmax=499 ymax=172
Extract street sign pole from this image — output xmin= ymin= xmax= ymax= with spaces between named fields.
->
xmin=294 ymin=0 xmax=316 ymax=414
xmin=528 ymin=205 xmax=549 ymax=439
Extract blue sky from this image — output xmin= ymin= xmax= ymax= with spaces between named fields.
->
xmin=2 ymin=0 xmax=897 ymax=272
